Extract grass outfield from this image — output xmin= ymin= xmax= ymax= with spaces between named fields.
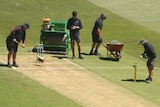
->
xmin=87 ymin=0 xmax=160 ymax=34
xmin=0 ymin=0 xmax=160 ymax=106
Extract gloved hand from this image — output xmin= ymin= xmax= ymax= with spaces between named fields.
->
xmin=139 ymin=54 xmax=147 ymax=58
xmin=98 ymin=37 xmax=102 ymax=43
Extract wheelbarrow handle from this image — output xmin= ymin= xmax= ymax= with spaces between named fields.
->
xmin=102 ymin=42 xmax=111 ymax=51
xmin=101 ymin=42 xmax=119 ymax=58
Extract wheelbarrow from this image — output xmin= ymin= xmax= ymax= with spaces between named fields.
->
xmin=102 ymin=40 xmax=124 ymax=61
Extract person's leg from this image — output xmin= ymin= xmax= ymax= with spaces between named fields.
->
xmin=13 ymin=52 xmax=16 ymax=62
xmin=12 ymin=51 xmax=18 ymax=67
xmin=93 ymin=35 xmax=102 ymax=55
xmin=12 ymin=44 xmax=19 ymax=67
xmin=77 ymin=41 xmax=83 ymax=59
xmin=77 ymin=41 xmax=81 ymax=54
xmin=71 ymin=41 xmax=75 ymax=58
xmin=146 ymin=60 xmax=151 ymax=81
xmin=95 ymin=43 xmax=101 ymax=50
xmin=148 ymin=66 xmax=154 ymax=79
xmin=90 ymin=42 xmax=96 ymax=55
xmin=145 ymin=65 xmax=153 ymax=83
xmin=146 ymin=58 xmax=156 ymax=83
xmin=7 ymin=51 xmax=13 ymax=67
xmin=6 ymin=41 xmax=13 ymax=67
xmin=90 ymin=34 xmax=96 ymax=55
xmin=94 ymin=43 xmax=101 ymax=55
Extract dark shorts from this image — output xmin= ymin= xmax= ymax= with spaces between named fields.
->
xmin=92 ymin=34 xmax=102 ymax=43
xmin=70 ymin=35 xmax=80 ymax=42
xmin=6 ymin=39 xmax=18 ymax=52
xmin=147 ymin=57 xmax=156 ymax=69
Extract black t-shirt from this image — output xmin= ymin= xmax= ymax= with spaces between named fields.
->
xmin=7 ymin=26 xmax=26 ymax=43
xmin=92 ymin=18 xmax=103 ymax=35
xmin=143 ymin=42 xmax=157 ymax=59
xmin=67 ymin=17 xmax=82 ymax=36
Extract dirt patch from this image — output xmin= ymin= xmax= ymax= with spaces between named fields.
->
xmin=0 ymin=54 xmax=158 ymax=107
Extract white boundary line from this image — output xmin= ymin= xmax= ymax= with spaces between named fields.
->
xmin=0 ymin=58 xmax=159 ymax=70
xmin=87 ymin=67 xmax=145 ymax=69
xmin=63 ymin=58 xmax=85 ymax=69
xmin=0 ymin=67 xmax=148 ymax=70
xmin=62 ymin=58 xmax=156 ymax=69
xmin=0 ymin=59 xmax=7 ymax=64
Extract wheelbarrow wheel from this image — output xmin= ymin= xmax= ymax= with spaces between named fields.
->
xmin=116 ymin=51 xmax=121 ymax=58
xmin=115 ymin=51 xmax=120 ymax=61
xmin=115 ymin=58 xmax=120 ymax=61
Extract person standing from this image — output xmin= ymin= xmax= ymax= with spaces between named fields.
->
xmin=139 ymin=39 xmax=157 ymax=83
xmin=89 ymin=13 xmax=107 ymax=55
xmin=6 ymin=23 xmax=30 ymax=68
xmin=67 ymin=11 xmax=83 ymax=59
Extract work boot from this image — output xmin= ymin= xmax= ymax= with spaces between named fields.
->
xmin=79 ymin=55 xmax=84 ymax=59
xmin=146 ymin=76 xmax=152 ymax=83
xmin=89 ymin=50 xmax=93 ymax=55
xmin=94 ymin=51 xmax=101 ymax=56
xmin=12 ymin=62 xmax=19 ymax=67
xmin=72 ymin=55 xmax=75 ymax=59
xmin=7 ymin=62 xmax=12 ymax=68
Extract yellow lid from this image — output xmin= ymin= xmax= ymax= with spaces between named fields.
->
xmin=43 ymin=18 xmax=50 ymax=22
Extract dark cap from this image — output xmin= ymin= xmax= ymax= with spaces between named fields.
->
xmin=23 ymin=23 xmax=30 ymax=29
xmin=72 ymin=11 xmax=77 ymax=17
xmin=100 ymin=13 xmax=107 ymax=18
xmin=139 ymin=39 xmax=147 ymax=45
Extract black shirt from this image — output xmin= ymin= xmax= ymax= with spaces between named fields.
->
xmin=143 ymin=42 xmax=157 ymax=59
xmin=67 ymin=17 xmax=82 ymax=36
xmin=92 ymin=18 xmax=103 ymax=35
xmin=7 ymin=26 xmax=26 ymax=43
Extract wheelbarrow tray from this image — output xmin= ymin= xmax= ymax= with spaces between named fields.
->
xmin=106 ymin=43 xmax=124 ymax=51
xmin=102 ymin=41 xmax=124 ymax=61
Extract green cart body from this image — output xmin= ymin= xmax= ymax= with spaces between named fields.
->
xmin=40 ymin=20 xmax=70 ymax=54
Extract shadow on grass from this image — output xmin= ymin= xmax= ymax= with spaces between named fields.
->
xmin=81 ymin=52 xmax=92 ymax=56
xmin=81 ymin=52 xmax=120 ymax=61
xmin=121 ymin=79 xmax=146 ymax=83
xmin=51 ymin=55 xmax=69 ymax=59
xmin=99 ymin=57 xmax=119 ymax=61
xmin=0 ymin=63 xmax=7 ymax=67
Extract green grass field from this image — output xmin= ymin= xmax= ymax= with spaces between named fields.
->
xmin=1 ymin=0 xmax=160 ymax=107
xmin=0 ymin=67 xmax=82 ymax=107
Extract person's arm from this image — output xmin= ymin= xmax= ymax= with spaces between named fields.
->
xmin=10 ymin=28 xmax=17 ymax=43
xmin=96 ymin=19 xmax=102 ymax=38
xmin=141 ymin=48 xmax=147 ymax=58
xmin=22 ymin=31 xmax=26 ymax=47
xmin=11 ymin=26 xmax=21 ymax=44
xmin=96 ymin=28 xmax=101 ymax=38
xmin=67 ymin=19 xmax=72 ymax=30
xmin=12 ymin=32 xmax=19 ymax=44
xmin=77 ymin=19 xmax=82 ymax=29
